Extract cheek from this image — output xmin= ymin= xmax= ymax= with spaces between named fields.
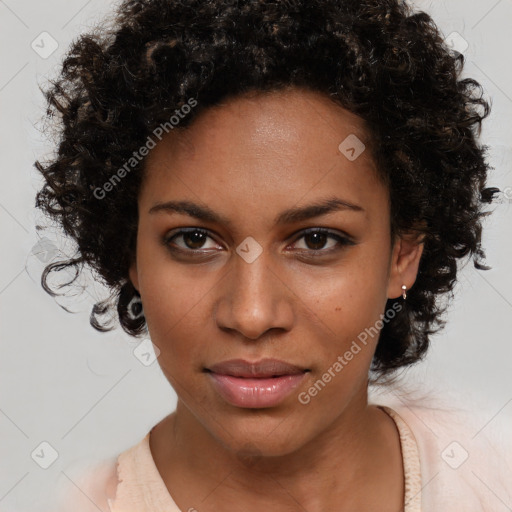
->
xmin=140 ymin=278 xmax=213 ymax=402
xmin=135 ymin=247 xmax=217 ymax=367
xmin=143 ymin=279 xmax=210 ymax=348
xmin=296 ymin=254 xmax=388 ymax=344
xmin=292 ymin=266 xmax=387 ymax=413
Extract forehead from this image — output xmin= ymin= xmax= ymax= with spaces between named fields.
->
xmin=140 ymin=87 xmax=387 ymax=223
xmin=147 ymin=87 xmax=372 ymax=162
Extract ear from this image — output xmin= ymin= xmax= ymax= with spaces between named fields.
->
xmin=129 ymin=259 xmax=140 ymax=292
xmin=387 ymin=231 xmax=425 ymax=299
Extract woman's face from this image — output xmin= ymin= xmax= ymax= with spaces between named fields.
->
xmin=129 ymin=87 xmax=423 ymax=457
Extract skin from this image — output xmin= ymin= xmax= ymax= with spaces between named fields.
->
xmin=129 ymin=86 xmax=424 ymax=512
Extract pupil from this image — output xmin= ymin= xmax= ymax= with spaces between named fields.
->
xmin=306 ymin=232 xmax=326 ymax=250
xmin=185 ymin=231 xmax=206 ymax=249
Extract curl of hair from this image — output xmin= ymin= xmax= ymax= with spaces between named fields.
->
xmin=34 ymin=0 xmax=500 ymax=381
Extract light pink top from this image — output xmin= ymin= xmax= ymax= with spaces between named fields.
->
xmin=54 ymin=399 xmax=512 ymax=511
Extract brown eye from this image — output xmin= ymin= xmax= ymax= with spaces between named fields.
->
xmin=164 ymin=228 xmax=220 ymax=252
xmin=303 ymin=231 xmax=329 ymax=250
xmin=181 ymin=230 xmax=208 ymax=249
xmin=290 ymin=228 xmax=355 ymax=255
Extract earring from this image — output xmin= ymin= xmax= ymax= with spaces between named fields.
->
xmin=401 ymin=285 xmax=407 ymax=300
xmin=127 ymin=294 xmax=144 ymax=320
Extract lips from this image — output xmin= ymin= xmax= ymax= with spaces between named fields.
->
xmin=206 ymin=358 xmax=307 ymax=378
xmin=205 ymin=358 xmax=309 ymax=408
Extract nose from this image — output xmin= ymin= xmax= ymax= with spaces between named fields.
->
xmin=214 ymin=247 xmax=294 ymax=340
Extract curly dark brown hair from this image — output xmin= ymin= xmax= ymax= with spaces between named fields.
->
xmin=34 ymin=0 xmax=500 ymax=380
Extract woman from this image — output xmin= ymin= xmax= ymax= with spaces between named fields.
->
xmin=35 ymin=0 xmax=511 ymax=510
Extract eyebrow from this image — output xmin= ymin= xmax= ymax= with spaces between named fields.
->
xmin=148 ymin=196 xmax=365 ymax=226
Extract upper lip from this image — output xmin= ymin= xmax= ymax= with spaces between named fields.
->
xmin=206 ymin=358 xmax=307 ymax=378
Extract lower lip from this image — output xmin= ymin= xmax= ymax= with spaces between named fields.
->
xmin=208 ymin=372 xmax=307 ymax=408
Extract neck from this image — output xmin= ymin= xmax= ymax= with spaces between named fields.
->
xmin=150 ymin=390 xmax=404 ymax=512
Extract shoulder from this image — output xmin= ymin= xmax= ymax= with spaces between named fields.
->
xmin=53 ymin=456 xmax=119 ymax=512
xmin=52 ymin=431 xmax=154 ymax=512
xmin=370 ymin=386 xmax=512 ymax=509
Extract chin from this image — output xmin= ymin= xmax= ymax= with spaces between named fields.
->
xmin=207 ymin=411 xmax=315 ymax=458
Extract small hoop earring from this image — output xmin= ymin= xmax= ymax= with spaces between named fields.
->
xmin=127 ymin=294 xmax=144 ymax=320
xmin=401 ymin=285 xmax=407 ymax=300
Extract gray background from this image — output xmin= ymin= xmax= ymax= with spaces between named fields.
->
xmin=1 ymin=0 xmax=511 ymax=510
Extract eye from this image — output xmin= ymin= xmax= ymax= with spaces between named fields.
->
xmin=163 ymin=227 xmax=355 ymax=258
xmin=164 ymin=228 xmax=222 ymax=253
xmin=289 ymin=228 xmax=355 ymax=255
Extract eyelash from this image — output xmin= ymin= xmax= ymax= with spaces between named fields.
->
xmin=163 ymin=227 xmax=355 ymax=258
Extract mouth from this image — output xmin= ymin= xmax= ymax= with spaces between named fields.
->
xmin=205 ymin=358 xmax=308 ymax=378
xmin=204 ymin=358 xmax=310 ymax=408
